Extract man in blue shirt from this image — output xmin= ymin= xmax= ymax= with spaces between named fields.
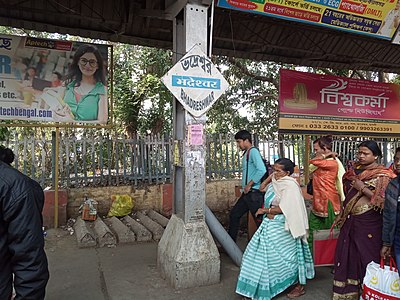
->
xmin=228 ymin=130 xmax=266 ymax=242
xmin=381 ymin=147 xmax=400 ymax=275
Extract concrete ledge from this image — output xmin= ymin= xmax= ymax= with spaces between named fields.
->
xmin=122 ymin=216 xmax=152 ymax=242
xmin=93 ymin=218 xmax=117 ymax=247
xmin=104 ymin=217 xmax=136 ymax=244
xmin=147 ymin=210 xmax=169 ymax=228
xmin=136 ymin=211 xmax=164 ymax=241
xmin=74 ymin=217 xmax=96 ymax=248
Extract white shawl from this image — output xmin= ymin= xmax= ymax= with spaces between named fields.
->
xmin=272 ymin=175 xmax=309 ymax=240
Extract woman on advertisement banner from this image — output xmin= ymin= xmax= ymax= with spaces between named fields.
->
xmin=332 ymin=140 xmax=395 ymax=300
xmin=41 ymin=44 xmax=108 ymax=124
xmin=307 ymin=135 xmax=345 ymax=254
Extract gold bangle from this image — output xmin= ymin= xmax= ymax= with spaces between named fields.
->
xmin=268 ymin=208 xmax=271 ymax=214
xmin=321 ymin=154 xmax=326 ymax=159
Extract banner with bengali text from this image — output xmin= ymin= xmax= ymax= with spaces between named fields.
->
xmin=217 ymin=0 xmax=400 ymax=40
xmin=0 ymin=34 xmax=109 ymax=124
xmin=279 ymin=69 xmax=400 ymax=136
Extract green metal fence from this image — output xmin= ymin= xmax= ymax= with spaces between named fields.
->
xmin=2 ymin=132 xmax=399 ymax=188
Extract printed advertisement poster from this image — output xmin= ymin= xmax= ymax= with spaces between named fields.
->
xmin=217 ymin=0 xmax=400 ymax=40
xmin=279 ymin=69 xmax=400 ymax=136
xmin=0 ymin=34 xmax=109 ymax=124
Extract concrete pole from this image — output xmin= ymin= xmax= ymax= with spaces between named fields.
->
xmin=157 ymin=0 xmax=220 ymax=289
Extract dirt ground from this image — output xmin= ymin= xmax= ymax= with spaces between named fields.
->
xmin=44 ymin=228 xmax=334 ymax=300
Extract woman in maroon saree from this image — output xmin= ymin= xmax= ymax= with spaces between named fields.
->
xmin=332 ymin=140 xmax=396 ymax=300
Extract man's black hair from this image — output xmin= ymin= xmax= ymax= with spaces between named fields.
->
xmin=234 ymin=130 xmax=252 ymax=143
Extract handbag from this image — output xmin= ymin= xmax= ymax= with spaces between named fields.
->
xmin=313 ymin=224 xmax=339 ymax=267
xmin=306 ymin=179 xmax=313 ymax=195
xmin=362 ymin=258 xmax=400 ymax=299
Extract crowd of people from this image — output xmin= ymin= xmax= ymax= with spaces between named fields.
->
xmin=231 ymin=130 xmax=400 ymax=300
xmin=1 ymin=129 xmax=400 ymax=300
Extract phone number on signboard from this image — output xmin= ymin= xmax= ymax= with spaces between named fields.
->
xmin=307 ymin=124 xmax=393 ymax=132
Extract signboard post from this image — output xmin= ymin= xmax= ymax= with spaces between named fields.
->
xmin=158 ymin=1 xmax=230 ymax=290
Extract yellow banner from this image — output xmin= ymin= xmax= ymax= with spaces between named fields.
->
xmin=218 ymin=0 xmax=400 ymax=40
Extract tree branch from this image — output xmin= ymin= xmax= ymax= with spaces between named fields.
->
xmin=228 ymin=57 xmax=279 ymax=89
xmin=350 ymin=70 xmax=365 ymax=80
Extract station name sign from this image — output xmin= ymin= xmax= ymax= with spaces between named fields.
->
xmin=162 ymin=45 xmax=229 ymax=117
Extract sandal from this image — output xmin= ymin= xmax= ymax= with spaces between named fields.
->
xmin=287 ymin=285 xmax=305 ymax=299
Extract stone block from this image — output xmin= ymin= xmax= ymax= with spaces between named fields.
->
xmin=104 ymin=217 xmax=136 ymax=244
xmin=136 ymin=211 xmax=164 ymax=241
xmin=93 ymin=218 xmax=116 ymax=247
xmin=147 ymin=209 xmax=169 ymax=228
xmin=122 ymin=216 xmax=152 ymax=242
xmin=74 ymin=217 xmax=96 ymax=248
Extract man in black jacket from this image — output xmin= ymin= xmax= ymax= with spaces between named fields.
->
xmin=381 ymin=147 xmax=400 ymax=276
xmin=0 ymin=160 xmax=49 ymax=300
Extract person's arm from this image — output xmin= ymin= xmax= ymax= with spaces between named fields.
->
xmin=310 ymin=154 xmax=338 ymax=170
xmin=352 ymin=178 xmax=373 ymax=199
xmin=260 ymin=174 xmax=273 ymax=192
xmin=256 ymin=205 xmax=283 ymax=219
xmin=243 ymin=179 xmax=254 ymax=194
xmin=4 ymin=185 xmax=49 ymax=299
xmin=381 ymin=183 xmax=398 ymax=258
xmin=97 ymin=94 xmax=108 ymax=124
xmin=246 ymin=150 xmax=266 ymax=188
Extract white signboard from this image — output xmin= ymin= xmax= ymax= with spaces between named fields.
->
xmin=161 ymin=45 xmax=229 ymax=117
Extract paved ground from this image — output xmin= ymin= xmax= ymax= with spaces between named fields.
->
xmin=45 ymin=228 xmax=334 ymax=300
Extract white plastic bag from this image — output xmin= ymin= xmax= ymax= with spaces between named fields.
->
xmin=362 ymin=258 xmax=400 ymax=299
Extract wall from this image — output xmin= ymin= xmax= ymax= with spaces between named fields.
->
xmin=47 ymin=178 xmax=310 ymax=228
xmin=66 ymin=179 xmax=241 ymax=221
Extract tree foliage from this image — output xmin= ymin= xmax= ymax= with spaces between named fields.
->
xmin=207 ymin=57 xmax=289 ymax=137
xmin=113 ymin=46 xmax=173 ymax=137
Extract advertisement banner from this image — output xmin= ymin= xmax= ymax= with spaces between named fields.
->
xmin=217 ymin=0 xmax=400 ymax=40
xmin=279 ymin=69 xmax=400 ymax=136
xmin=0 ymin=34 xmax=109 ymax=124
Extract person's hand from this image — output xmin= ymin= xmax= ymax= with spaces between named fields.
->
xmin=266 ymin=213 xmax=274 ymax=220
xmin=53 ymin=105 xmax=74 ymax=122
xmin=380 ymin=245 xmax=391 ymax=259
xmin=325 ymin=151 xmax=338 ymax=158
xmin=255 ymin=208 xmax=265 ymax=217
xmin=260 ymin=174 xmax=272 ymax=192
xmin=243 ymin=184 xmax=251 ymax=194
xmin=333 ymin=210 xmax=343 ymax=228
xmin=351 ymin=178 xmax=365 ymax=191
